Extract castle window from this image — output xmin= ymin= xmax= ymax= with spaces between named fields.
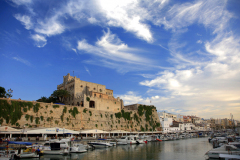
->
xmin=93 ymin=88 xmax=96 ymax=90
xmin=100 ymin=95 xmax=102 ymax=98
xmin=94 ymin=94 xmax=96 ymax=97
xmin=100 ymin=89 xmax=102 ymax=92
xmin=80 ymin=85 xmax=83 ymax=87
xmin=107 ymin=107 xmax=109 ymax=109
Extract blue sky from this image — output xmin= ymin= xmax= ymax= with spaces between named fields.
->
xmin=1 ymin=0 xmax=240 ymax=120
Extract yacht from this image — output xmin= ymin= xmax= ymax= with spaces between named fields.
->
xmin=206 ymin=144 xmax=240 ymax=159
xmin=40 ymin=142 xmax=69 ymax=155
xmin=88 ymin=142 xmax=113 ymax=149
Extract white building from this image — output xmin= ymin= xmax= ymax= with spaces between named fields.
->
xmin=179 ymin=123 xmax=195 ymax=131
xmin=158 ymin=112 xmax=173 ymax=133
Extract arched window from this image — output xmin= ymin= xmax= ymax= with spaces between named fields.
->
xmin=94 ymin=94 xmax=96 ymax=97
xmin=100 ymin=95 xmax=102 ymax=98
xmin=99 ymin=89 xmax=102 ymax=92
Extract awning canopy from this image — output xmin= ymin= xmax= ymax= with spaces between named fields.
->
xmin=24 ymin=127 xmax=79 ymax=134
xmin=80 ymin=129 xmax=109 ymax=134
xmin=111 ymin=130 xmax=129 ymax=133
xmin=0 ymin=126 xmax=22 ymax=133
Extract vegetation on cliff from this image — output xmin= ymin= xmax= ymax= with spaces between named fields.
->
xmin=0 ymin=99 xmax=40 ymax=126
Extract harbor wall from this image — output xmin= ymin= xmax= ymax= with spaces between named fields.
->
xmin=0 ymin=98 xmax=161 ymax=132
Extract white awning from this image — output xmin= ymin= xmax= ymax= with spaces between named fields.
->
xmin=0 ymin=126 xmax=22 ymax=134
xmin=23 ymin=127 xmax=79 ymax=134
xmin=80 ymin=129 xmax=109 ymax=134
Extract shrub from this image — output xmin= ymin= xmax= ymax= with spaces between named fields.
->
xmin=53 ymin=105 xmax=59 ymax=109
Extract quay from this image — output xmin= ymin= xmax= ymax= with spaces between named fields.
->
xmin=0 ymin=126 xmax=210 ymax=142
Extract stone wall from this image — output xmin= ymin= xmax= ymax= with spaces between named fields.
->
xmin=0 ymin=98 xmax=161 ymax=131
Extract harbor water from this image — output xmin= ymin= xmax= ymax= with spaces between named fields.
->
xmin=21 ymin=137 xmax=213 ymax=160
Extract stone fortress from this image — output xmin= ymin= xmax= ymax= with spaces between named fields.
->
xmin=57 ymin=73 xmax=124 ymax=112
xmin=0 ymin=73 xmax=161 ymax=131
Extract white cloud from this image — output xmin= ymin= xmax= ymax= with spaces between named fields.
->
xmin=12 ymin=56 xmax=31 ymax=66
xmin=34 ymin=20 xmax=65 ymax=36
xmin=197 ymin=40 xmax=202 ymax=44
xmin=88 ymin=17 xmax=98 ymax=24
xmin=31 ymin=34 xmax=47 ymax=48
xmin=77 ymin=29 xmax=150 ymax=64
xmin=72 ymin=48 xmax=77 ymax=53
xmin=10 ymin=0 xmax=32 ymax=6
xmin=97 ymin=0 xmax=153 ymax=42
xmin=155 ymin=0 xmax=232 ymax=33
xmin=84 ymin=66 xmax=91 ymax=76
xmin=14 ymin=14 xmax=32 ymax=29
xmin=139 ymin=33 xmax=240 ymax=119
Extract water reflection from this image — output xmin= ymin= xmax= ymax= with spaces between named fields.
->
xmin=21 ymin=138 xmax=212 ymax=160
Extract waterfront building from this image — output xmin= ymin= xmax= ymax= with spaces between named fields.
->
xmin=57 ymin=73 xmax=124 ymax=112
xmin=158 ymin=112 xmax=173 ymax=133
xmin=179 ymin=123 xmax=195 ymax=131
xmin=176 ymin=114 xmax=184 ymax=122
xmin=158 ymin=111 xmax=177 ymax=121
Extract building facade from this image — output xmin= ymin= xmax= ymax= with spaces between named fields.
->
xmin=57 ymin=73 xmax=124 ymax=112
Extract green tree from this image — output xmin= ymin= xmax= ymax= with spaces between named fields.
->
xmin=0 ymin=87 xmax=6 ymax=98
xmin=0 ymin=87 xmax=13 ymax=98
xmin=36 ymin=96 xmax=57 ymax=103
xmin=51 ymin=89 xmax=70 ymax=103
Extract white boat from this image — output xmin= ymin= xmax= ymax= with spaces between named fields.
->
xmin=88 ymin=142 xmax=112 ymax=148
xmin=41 ymin=142 xmax=69 ymax=155
xmin=12 ymin=148 xmax=39 ymax=159
xmin=109 ymin=142 xmax=117 ymax=146
xmin=14 ymin=152 xmax=39 ymax=159
xmin=117 ymin=135 xmax=138 ymax=144
xmin=206 ymin=144 xmax=240 ymax=159
xmin=136 ymin=137 xmax=145 ymax=144
xmin=69 ymin=144 xmax=87 ymax=153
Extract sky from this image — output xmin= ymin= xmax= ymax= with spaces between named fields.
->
xmin=0 ymin=0 xmax=240 ymax=120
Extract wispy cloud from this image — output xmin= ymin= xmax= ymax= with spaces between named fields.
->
xmin=154 ymin=0 xmax=232 ymax=33
xmin=84 ymin=66 xmax=91 ymax=76
xmin=10 ymin=0 xmax=32 ymax=6
xmin=34 ymin=19 xmax=65 ymax=36
xmin=12 ymin=56 xmax=31 ymax=66
xmin=30 ymin=34 xmax=47 ymax=48
xmin=139 ymin=33 xmax=240 ymax=119
xmin=77 ymin=29 xmax=170 ymax=73
xmin=197 ymin=40 xmax=202 ymax=44
xmin=77 ymin=29 xmax=159 ymax=72
xmin=72 ymin=48 xmax=77 ymax=54
xmin=14 ymin=14 xmax=32 ymax=29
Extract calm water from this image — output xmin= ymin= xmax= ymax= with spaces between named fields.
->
xmin=28 ymin=137 xmax=213 ymax=160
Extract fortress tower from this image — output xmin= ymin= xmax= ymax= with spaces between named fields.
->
xmin=57 ymin=73 xmax=124 ymax=112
